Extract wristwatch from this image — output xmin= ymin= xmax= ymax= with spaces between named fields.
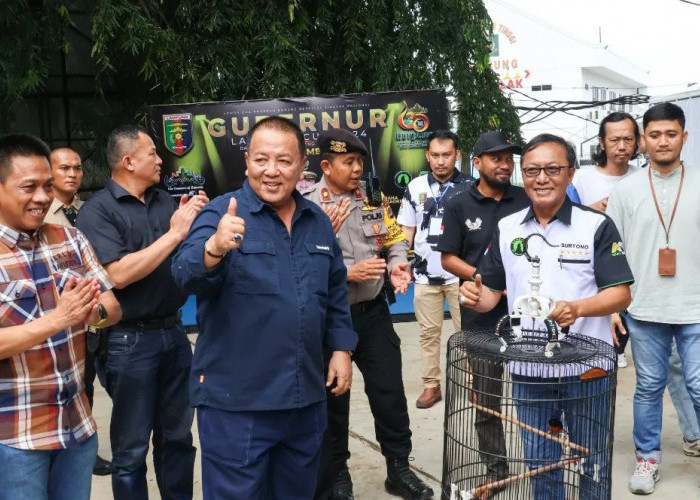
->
xmin=90 ymin=303 xmax=108 ymax=328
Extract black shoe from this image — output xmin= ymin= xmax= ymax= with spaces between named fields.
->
xmin=92 ymin=455 xmax=113 ymax=476
xmin=330 ymin=465 xmax=354 ymax=499
xmin=384 ymin=457 xmax=434 ymax=499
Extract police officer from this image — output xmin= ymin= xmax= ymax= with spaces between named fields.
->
xmin=306 ymin=129 xmax=433 ymax=500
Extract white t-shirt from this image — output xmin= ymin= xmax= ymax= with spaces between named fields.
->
xmin=572 ymin=164 xmax=640 ymax=206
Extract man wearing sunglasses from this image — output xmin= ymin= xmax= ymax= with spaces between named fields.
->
xmin=459 ymin=133 xmax=633 ymax=500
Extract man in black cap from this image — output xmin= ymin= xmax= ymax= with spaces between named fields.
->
xmin=436 ymin=130 xmax=530 ymax=493
xmin=306 ymin=128 xmax=433 ymax=499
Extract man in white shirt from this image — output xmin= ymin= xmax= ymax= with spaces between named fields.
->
xmin=607 ymin=102 xmax=700 ymax=495
xmin=572 ymin=111 xmax=640 ymax=213
xmin=460 ymin=133 xmax=633 ymax=500
xmin=398 ymin=130 xmax=472 ymax=408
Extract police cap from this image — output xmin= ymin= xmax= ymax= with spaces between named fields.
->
xmin=318 ymin=129 xmax=369 ymax=156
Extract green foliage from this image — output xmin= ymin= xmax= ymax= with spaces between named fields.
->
xmin=0 ymin=0 xmax=72 ymax=122
xmin=89 ymin=0 xmax=520 ymax=148
xmin=3 ymin=0 xmax=521 ymax=154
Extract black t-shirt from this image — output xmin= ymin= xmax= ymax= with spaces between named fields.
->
xmin=436 ymin=181 xmax=530 ymax=328
xmin=76 ymin=180 xmax=188 ymax=322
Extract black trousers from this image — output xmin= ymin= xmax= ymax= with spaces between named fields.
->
xmin=462 ymin=306 xmax=509 ymax=480
xmin=84 ymin=332 xmax=102 ymax=408
xmin=316 ymin=297 xmax=412 ymax=497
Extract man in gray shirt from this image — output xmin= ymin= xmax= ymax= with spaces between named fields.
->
xmin=607 ymin=102 xmax=700 ymax=495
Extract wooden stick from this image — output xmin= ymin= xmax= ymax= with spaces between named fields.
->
xmin=466 ymin=457 xmax=581 ymax=499
xmin=470 ymin=400 xmax=590 ymax=454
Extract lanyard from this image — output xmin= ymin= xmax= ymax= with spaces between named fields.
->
xmin=648 ymin=163 xmax=684 ymax=248
xmin=429 ymin=180 xmax=451 ymax=209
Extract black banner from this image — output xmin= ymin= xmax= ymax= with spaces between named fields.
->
xmin=146 ymin=89 xmax=449 ymax=205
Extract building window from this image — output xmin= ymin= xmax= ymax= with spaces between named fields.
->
xmin=531 ymin=84 xmax=552 ymax=92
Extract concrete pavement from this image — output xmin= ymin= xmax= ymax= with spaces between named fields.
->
xmin=90 ymin=321 xmax=700 ymax=499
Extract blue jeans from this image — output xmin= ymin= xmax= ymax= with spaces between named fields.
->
xmin=104 ymin=323 xmax=196 ymax=500
xmin=668 ymin=339 xmax=700 ymax=441
xmin=512 ymin=375 xmax=612 ymax=500
xmin=629 ymin=317 xmax=700 ymax=461
xmin=0 ymin=433 xmax=97 ymax=500
xmin=198 ymin=402 xmax=326 ymax=499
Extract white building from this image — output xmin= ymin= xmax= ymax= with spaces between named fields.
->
xmin=485 ymin=0 xmax=649 ymax=165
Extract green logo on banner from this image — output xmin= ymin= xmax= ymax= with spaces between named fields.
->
xmin=394 ymin=171 xmax=412 ymax=188
xmin=511 ymin=237 xmax=526 ymax=256
xmin=163 ymin=113 xmax=194 ymax=157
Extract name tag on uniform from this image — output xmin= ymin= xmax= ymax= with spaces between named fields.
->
xmin=428 ymin=216 xmax=443 ymax=236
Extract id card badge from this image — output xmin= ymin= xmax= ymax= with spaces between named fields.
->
xmin=659 ymin=247 xmax=676 ymax=276
xmin=428 ymin=216 xmax=444 ymax=236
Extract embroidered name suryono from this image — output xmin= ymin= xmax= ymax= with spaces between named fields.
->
xmin=316 ymin=245 xmax=330 ymax=251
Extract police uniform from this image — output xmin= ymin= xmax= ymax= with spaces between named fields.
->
xmin=305 ymin=129 xmax=432 ymax=499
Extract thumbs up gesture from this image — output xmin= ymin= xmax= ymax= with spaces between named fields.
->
xmin=458 ymin=273 xmax=483 ymax=308
xmin=208 ymin=196 xmax=246 ymax=256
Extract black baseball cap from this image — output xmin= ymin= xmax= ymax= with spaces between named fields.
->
xmin=317 ymin=129 xmax=369 ymax=156
xmin=473 ymin=131 xmax=522 ymax=157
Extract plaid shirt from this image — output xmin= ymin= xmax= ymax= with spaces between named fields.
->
xmin=0 ymin=222 xmax=113 ymax=450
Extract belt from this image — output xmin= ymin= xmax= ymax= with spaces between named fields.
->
xmin=117 ymin=314 xmax=180 ymax=332
xmin=350 ymin=295 xmax=384 ymax=316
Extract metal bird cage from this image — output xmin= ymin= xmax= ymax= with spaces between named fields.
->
xmin=442 ymin=326 xmax=617 ymax=500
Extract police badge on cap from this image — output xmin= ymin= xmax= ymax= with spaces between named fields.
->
xmin=318 ymin=129 xmax=369 ymax=156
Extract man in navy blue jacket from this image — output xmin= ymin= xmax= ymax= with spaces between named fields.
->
xmin=172 ymin=117 xmax=357 ymax=500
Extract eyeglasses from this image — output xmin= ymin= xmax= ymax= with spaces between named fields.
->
xmin=521 ymin=166 xmax=571 ymax=178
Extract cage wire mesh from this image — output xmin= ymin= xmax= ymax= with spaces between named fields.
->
xmin=442 ymin=326 xmax=617 ymax=500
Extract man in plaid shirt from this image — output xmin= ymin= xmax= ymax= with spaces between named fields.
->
xmin=0 ymin=134 xmax=121 ymax=499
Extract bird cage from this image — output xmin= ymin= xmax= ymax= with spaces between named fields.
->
xmin=442 ymin=326 xmax=617 ymax=500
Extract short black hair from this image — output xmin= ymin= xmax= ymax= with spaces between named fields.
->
xmin=249 ymin=116 xmax=306 ymax=158
xmin=592 ymin=112 xmax=640 ymax=167
xmin=521 ymin=133 xmax=577 ymax=168
xmin=107 ymin=125 xmax=148 ymax=170
xmin=427 ymin=129 xmax=458 ymax=150
xmin=0 ymin=133 xmax=51 ymax=183
xmin=643 ymin=102 xmax=686 ymax=130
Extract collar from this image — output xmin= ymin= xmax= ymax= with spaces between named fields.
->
xmin=469 ymin=179 xmax=516 ymax=201
xmin=0 ymin=222 xmax=41 ymax=250
xmin=49 ymin=196 xmax=81 ymax=215
xmin=107 ymin=179 xmax=155 ymax=204
xmin=242 ymin=179 xmax=311 ymax=215
xmin=315 ymin=176 xmax=364 ymax=205
xmin=650 ymin=163 xmax=683 ymax=179
xmin=521 ymin=196 xmax=572 ymax=226
xmin=428 ymin=169 xmax=467 ymax=186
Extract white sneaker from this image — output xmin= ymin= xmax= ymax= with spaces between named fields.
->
xmin=618 ymin=353 xmax=628 ymax=368
xmin=629 ymin=458 xmax=660 ymax=494
xmin=683 ymin=438 xmax=700 ymax=457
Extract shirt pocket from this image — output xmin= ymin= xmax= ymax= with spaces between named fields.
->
xmin=0 ymin=280 xmax=38 ymax=327
xmin=305 ymin=241 xmax=334 ymax=295
xmin=233 ymin=240 xmax=279 ymax=295
xmin=361 ymin=219 xmax=388 ymax=250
